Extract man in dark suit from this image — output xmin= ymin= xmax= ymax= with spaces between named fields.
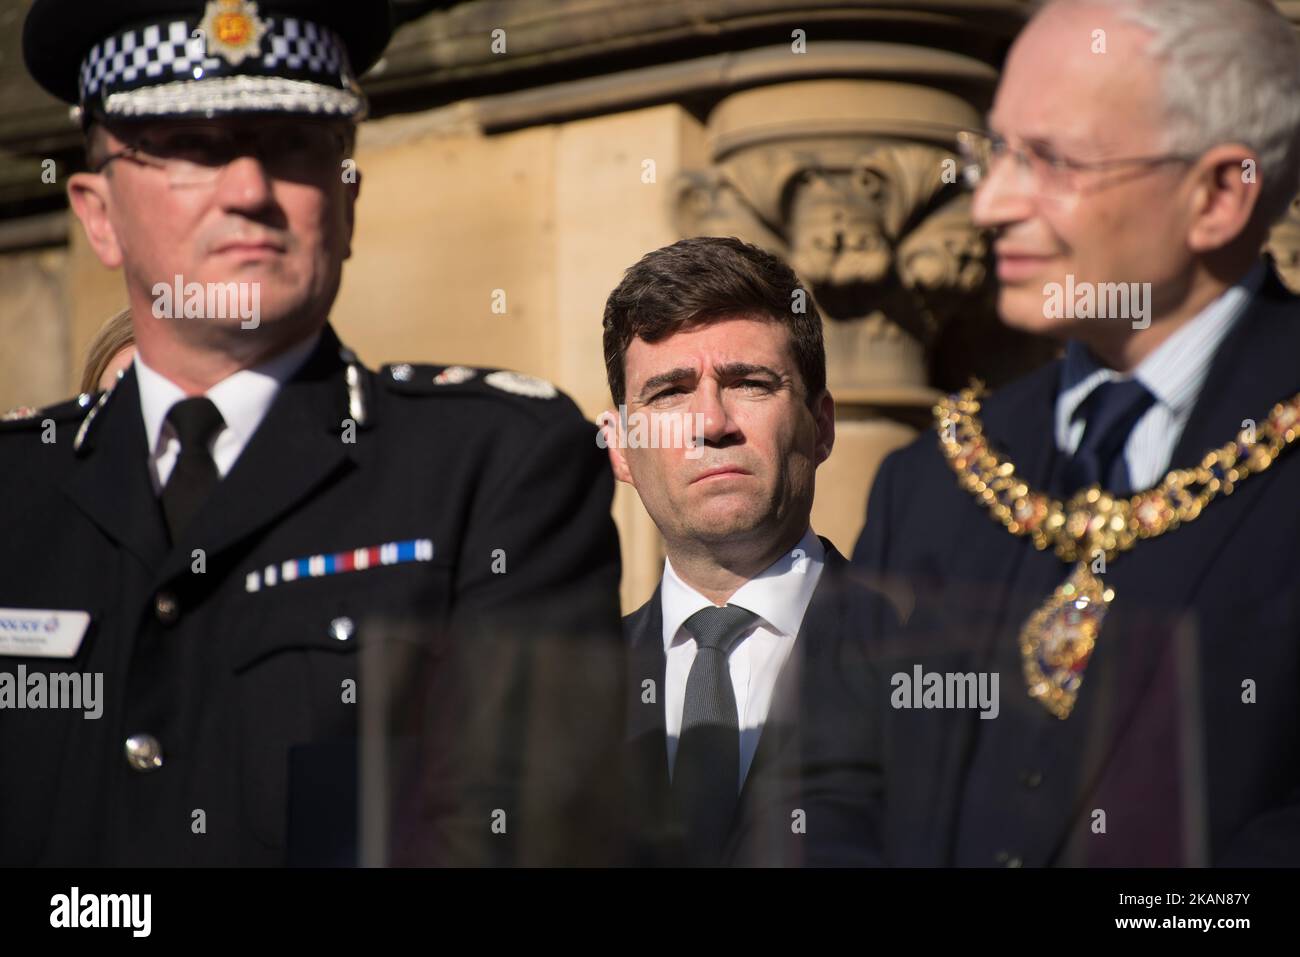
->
xmin=0 ymin=0 xmax=625 ymax=867
xmin=838 ymin=0 xmax=1300 ymax=866
xmin=601 ymin=236 xmax=893 ymax=866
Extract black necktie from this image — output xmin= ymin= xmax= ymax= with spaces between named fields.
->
xmin=161 ymin=397 xmax=225 ymax=541
xmin=673 ymin=603 xmax=758 ymax=865
xmin=1061 ymin=378 xmax=1156 ymax=496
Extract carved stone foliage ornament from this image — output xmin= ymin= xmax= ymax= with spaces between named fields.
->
xmin=671 ymin=80 xmax=993 ymax=406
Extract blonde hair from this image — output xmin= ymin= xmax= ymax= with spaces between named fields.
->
xmin=79 ymin=307 xmax=135 ymax=394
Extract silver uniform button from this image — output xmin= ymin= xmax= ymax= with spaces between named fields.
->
xmin=124 ymin=734 xmax=163 ymax=772
xmin=154 ymin=592 xmax=179 ymax=624
xmin=329 ymin=616 xmax=354 ymax=641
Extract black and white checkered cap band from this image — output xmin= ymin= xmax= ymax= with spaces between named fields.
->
xmin=77 ymin=16 xmax=365 ymax=119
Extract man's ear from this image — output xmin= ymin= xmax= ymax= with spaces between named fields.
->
xmin=599 ymin=409 xmax=635 ymax=486
xmin=1186 ymin=143 xmax=1263 ymax=253
xmin=341 ymin=167 xmax=360 ymax=261
xmin=67 ymin=172 xmax=123 ymax=269
xmin=812 ymin=388 xmax=835 ymax=466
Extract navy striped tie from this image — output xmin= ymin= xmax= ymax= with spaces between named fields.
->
xmin=1062 ymin=379 xmax=1156 ymax=495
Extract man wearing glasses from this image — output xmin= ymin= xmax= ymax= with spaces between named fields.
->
xmin=820 ymin=0 xmax=1300 ymax=866
xmin=0 ymin=0 xmax=625 ymax=866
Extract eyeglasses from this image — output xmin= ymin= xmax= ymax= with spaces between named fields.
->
xmin=93 ymin=121 xmax=351 ymax=186
xmin=956 ymin=129 xmax=1195 ymax=196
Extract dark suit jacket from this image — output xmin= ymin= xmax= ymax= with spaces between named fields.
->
xmin=623 ymin=540 xmax=896 ymax=866
xmin=846 ymin=264 xmax=1300 ymax=867
xmin=0 ymin=325 xmax=626 ymax=867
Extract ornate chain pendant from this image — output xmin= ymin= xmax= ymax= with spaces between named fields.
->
xmin=1019 ymin=562 xmax=1114 ymax=719
xmin=936 ymin=384 xmax=1300 ymax=720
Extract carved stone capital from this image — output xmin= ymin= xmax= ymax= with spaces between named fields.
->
xmin=673 ymin=77 xmax=992 ymax=406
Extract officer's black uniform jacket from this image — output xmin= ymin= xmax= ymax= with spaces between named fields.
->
xmin=834 ymin=264 xmax=1300 ymax=867
xmin=0 ymin=325 xmax=626 ymax=866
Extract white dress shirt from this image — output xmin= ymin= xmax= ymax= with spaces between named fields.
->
xmin=134 ymin=333 xmax=320 ymax=494
xmin=1055 ymin=263 xmax=1265 ymax=491
xmin=660 ymin=526 xmax=826 ymax=791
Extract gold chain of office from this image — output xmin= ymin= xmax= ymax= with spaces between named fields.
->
xmin=932 ymin=383 xmax=1300 ymax=719
xmin=935 ymin=384 xmax=1300 ymax=561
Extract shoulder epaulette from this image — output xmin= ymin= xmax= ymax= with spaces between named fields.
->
xmin=0 ymin=392 xmax=97 ymax=432
xmin=379 ymin=363 xmax=560 ymax=401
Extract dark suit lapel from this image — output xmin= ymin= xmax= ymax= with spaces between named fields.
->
xmin=980 ymin=364 xmax=1063 ymax=492
xmin=948 ymin=363 xmax=1066 ymax=678
xmin=927 ymin=364 xmax=1068 ymax=859
xmin=623 ymin=589 xmax=675 ymax=862
xmin=59 ymin=368 xmax=170 ymax=573
xmin=721 ymin=542 xmax=846 ymax=866
xmin=153 ymin=329 xmax=358 ymax=584
xmin=739 ymin=539 xmax=845 ymax=805
xmin=624 ymin=589 xmax=667 ymax=748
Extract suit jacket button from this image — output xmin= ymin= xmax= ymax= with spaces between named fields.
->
xmin=1020 ymin=769 xmax=1044 ymax=789
xmin=154 ymin=592 xmax=179 ymax=625
xmin=124 ymin=734 xmax=164 ymax=772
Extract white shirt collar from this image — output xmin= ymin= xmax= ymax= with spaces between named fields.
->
xmin=1056 ymin=262 xmax=1265 ymax=447
xmin=134 ymin=332 xmax=321 ymax=458
xmin=660 ymin=527 xmax=826 ymax=654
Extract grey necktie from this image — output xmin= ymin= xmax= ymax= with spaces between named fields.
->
xmin=673 ymin=603 xmax=758 ymax=865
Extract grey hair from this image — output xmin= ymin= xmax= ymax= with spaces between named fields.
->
xmin=1040 ymin=0 xmax=1300 ymax=232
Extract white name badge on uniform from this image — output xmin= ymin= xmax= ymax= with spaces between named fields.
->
xmin=0 ymin=609 xmax=92 ymax=658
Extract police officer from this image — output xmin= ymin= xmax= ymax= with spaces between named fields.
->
xmin=1 ymin=0 xmax=626 ymax=866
